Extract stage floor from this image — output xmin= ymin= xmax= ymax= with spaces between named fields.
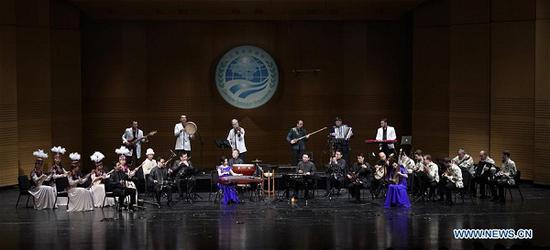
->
xmin=1 ymin=185 xmax=549 ymax=250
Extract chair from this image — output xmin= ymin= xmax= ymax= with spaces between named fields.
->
xmin=453 ymin=169 xmax=474 ymax=204
xmin=16 ymin=176 xmax=34 ymax=208
xmin=503 ymin=170 xmax=524 ymax=201
xmin=54 ymin=177 xmax=70 ymax=208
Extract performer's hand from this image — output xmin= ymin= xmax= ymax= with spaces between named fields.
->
xmin=305 ymin=135 xmax=310 ymax=139
xmin=290 ymin=139 xmax=297 ymax=144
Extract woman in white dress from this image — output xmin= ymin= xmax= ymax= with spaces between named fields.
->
xmin=89 ymin=151 xmax=115 ymax=207
xmin=28 ymin=149 xmax=58 ymax=210
xmin=66 ymin=153 xmax=94 ymax=212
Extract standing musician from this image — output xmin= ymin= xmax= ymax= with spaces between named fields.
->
xmin=109 ymin=160 xmax=137 ymax=212
xmin=227 ymin=119 xmax=247 ymax=162
xmin=122 ymin=121 xmax=146 ymax=166
xmin=346 ymin=153 xmax=373 ymax=202
xmin=286 ymin=120 xmax=309 ymax=166
xmin=148 ymin=157 xmax=174 ymax=207
xmin=471 ymin=150 xmax=495 ymax=199
xmin=491 ymin=150 xmax=517 ymax=203
xmin=376 ymin=118 xmax=397 ymax=157
xmin=172 ymin=152 xmax=197 ymax=201
xmin=440 ymin=158 xmax=463 ymax=205
xmin=330 ymin=117 xmax=353 ymax=163
xmin=174 ymin=115 xmax=194 ymax=157
xmin=452 ymin=148 xmax=475 ymax=176
xmin=325 ymin=150 xmax=347 ymax=196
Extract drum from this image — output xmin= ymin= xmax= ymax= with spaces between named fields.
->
xmin=232 ymin=164 xmax=256 ymax=176
xmin=184 ymin=121 xmax=197 ymax=135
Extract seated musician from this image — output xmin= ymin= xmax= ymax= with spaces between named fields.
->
xmin=148 ymin=157 xmax=173 ymax=207
xmin=398 ymin=149 xmax=415 ymax=174
xmin=372 ymin=152 xmax=388 ymax=197
xmin=109 ymin=160 xmax=137 ymax=212
xmin=384 ymin=158 xmax=410 ymax=208
xmin=346 ymin=153 xmax=373 ymax=202
xmin=217 ymin=156 xmax=242 ymax=205
xmin=172 ymin=152 xmax=197 ymax=200
xmin=491 ymin=150 xmax=517 ymax=203
xmin=294 ymin=153 xmax=316 ymax=200
xmin=410 ymin=149 xmax=425 ymax=196
xmin=89 ymin=151 xmax=115 ymax=208
xmin=66 ymin=153 xmax=94 ymax=212
xmin=452 ymin=148 xmax=475 ymax=176
xmin=228 ymin=149 xmax=244 ymax=166
xmin=325 ymin=150 xmax=347 ymax=196
xmin=471 ymin=150 xmax=495 ymax=199
xmin=29 ymin=149 xmax=57 ymax=210
xmin=421 ymin=154 xmax=439 ymax=199
xmin=141 ymin=148 xmax=157 ymax=186
xmin=440 ymin=158 xmax=463 ymax=205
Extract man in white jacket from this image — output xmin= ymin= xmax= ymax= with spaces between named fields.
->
xmin=227 ymin=119 xmax=247 ymax=162
xmin=376 ymin=118 xmax=397 ymax=157
xmin=174 ymin=115 xmax=194 ymax=157
xmin=122 ymin=121 xmax=145 ymax=165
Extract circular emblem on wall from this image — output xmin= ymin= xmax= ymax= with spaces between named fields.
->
xmin=215 ymin=45 xmax=279 ymax=109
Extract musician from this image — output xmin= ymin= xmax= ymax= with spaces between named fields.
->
xmin=410 ymin=149 xmax=425 ymax=196
xmin=141 ymin=148 xmax=157 ymax=181
xmin=228 ymin=149 xmax=244 ymax=166
xmin=121 ymin=121 xmax=146 ymax=165
xmin=148 ymin=157 xmax=173 ymax=207
xmin=49 ymin=146 xmax=68 ymax=186
xmin=440 ymin=158 xmax=463 ymax=205
xmin=376 ymin=118 xmax=397 ymax=156
xmin=174 ymin=115 xmax=193 ymax=157
xmin=227 ymin=119 xmax=247 ymax=162
xmin=172 ymin=152 xmax=197 ymax=200
xmin=330 ymin=117 xmax=353 ymax=163
xmin=372 ymin=152 xmax=388 ymax=197
xmin=28 ymin=149 xmax=57 ymax=209
xmin=398 ymin=149 xmax=416 ymax=174
xmin=290 ymin=153 xmax=316 ymax=200
xmin=421 ymin=154 xmax=439 ymax=199
xmin=286 ymin=120 xmax=309 ymax=165
xmin=384 ymin=158 xmax=410 ymax=208
xmin=216 ymin=156 xmax=242 ymax=205
xmin=66 ymin=153 xmax=94 ymax=212
xmin=471 ymin=150 xmax=495 ymax=198
xmin=491 ymin=150 xmax=517 ymax=203
xmin=452 ymin=148 xmax=474 ymax=176
xmin=346 ymin=154 xmax=373 ymax=202
xmin=89 ymin=151 xmax=115 ymax=207
xmin=109 ymin=159 xmax=137 ymax=212
xmin=325 ymin=150 xmax=347 ymax=196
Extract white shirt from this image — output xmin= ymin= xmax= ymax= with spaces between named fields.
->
xmin=399 ymin=155 xmax=416 ymax=174
xmin=376 ymin=126 xmax=397 ymax=149
xmin=122 ymin=128 xmax=144 ymax=159
xmin=425 ymin=161 xmax=439 ymax=183
xmin=141 ymin=158 xmax=157 ymax=177
xmin=227 ymin=128 xmax=247 ymax=153
xmin=174 ymin=123 xmax=191 ymax=151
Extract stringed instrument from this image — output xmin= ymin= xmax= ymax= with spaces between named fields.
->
xmin=290 ymin=127 xmax=327 ymax=144
xmin=125 ymin=130 xmax=158 ymax=147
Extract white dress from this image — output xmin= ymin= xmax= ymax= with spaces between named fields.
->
xmin=28 ymin=172 xmax=57 ymax=210
xmin=89 ymin=173 xmax=115 ymax=207
xmin=67 ymin=176 xmax=94 ymax=212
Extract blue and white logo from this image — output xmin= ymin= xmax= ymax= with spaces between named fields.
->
xmin=215 ymin=45 xmax=278 ymax=109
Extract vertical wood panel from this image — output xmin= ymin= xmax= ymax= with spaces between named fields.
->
xmin=490 ymin=21 xmax=535 ymax=179
xmin=534 ymin=19 xmax=550 ymax=184
xmin=449 ymin=24 xmax=490 ymax=158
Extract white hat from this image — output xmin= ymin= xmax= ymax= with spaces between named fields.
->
xmin=33 ymin=149 xmax=48 ymax=159
xmin=90 ymin=151 xmax=105 ymax=163
xmin=51 ymin=146 xmax=66 ymax=155
xmin=146 ymin=148 xmax=155 ymax=155
xmin=115 ymin=146 xmax=131 ymax=156
xmin=69 ymin=152 xmax=81 ymax=161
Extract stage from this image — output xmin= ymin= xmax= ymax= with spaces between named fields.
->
xmin=1 ymin=184 xmax=549 ymax=250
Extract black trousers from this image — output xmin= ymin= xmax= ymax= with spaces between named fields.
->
xmin=176 ymin=177 xmax=196 ymax=198
xmin=285 ymin=176 xmax=314 ymax=199
xmin=348 ymin=181 xmax=371 ymax=201
xmin=471 ymin=176 xmax=489 ymax=197
xmin=154 ymin=183 xmax=173 ymax=204
xmin=239 ymin=152 xmax=247 ymax=162
xmin=113 ymin=187 xmax=136 ymax=208
xmin=441 ymin=181 xmax=456 ymax=202
xmin=326 ymin=175 xmax=345 ymax=193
